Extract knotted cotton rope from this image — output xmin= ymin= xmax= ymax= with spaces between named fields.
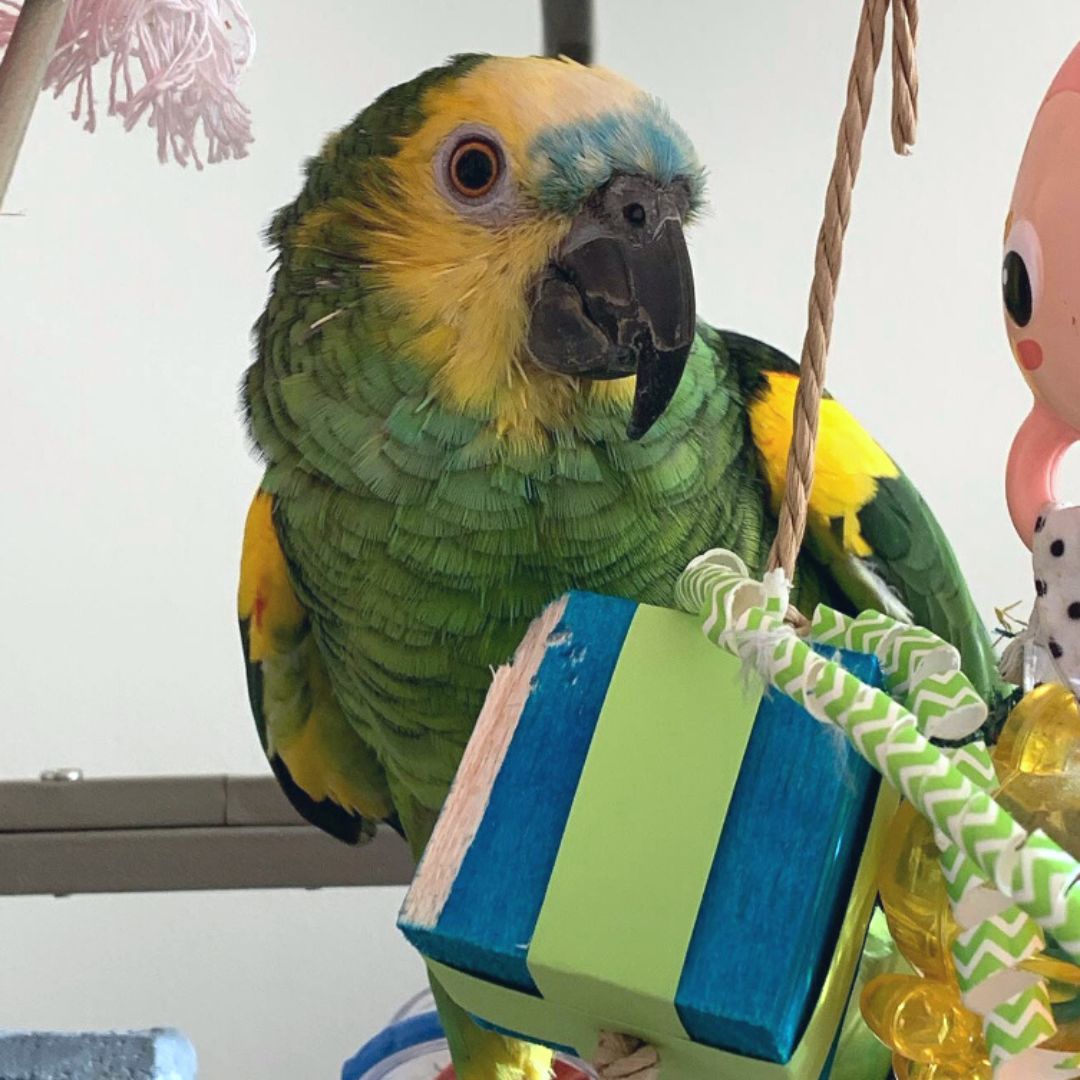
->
xmin=595 ymin=0 xmax=919 ymax=1072
xmin=594 ymin=1032 xmax=661 ymax=1080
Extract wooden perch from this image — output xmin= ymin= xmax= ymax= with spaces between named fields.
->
xmin=0 ymin=0 xmax=70 ymax=210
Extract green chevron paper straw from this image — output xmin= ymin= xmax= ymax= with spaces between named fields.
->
xmin=674 ymin=551 xmax=1080 ymax=969
xmin=677 ymin=550 xmax=1080 ymax=1072
xmin=799 ymin=600 xmax=1059 ymax=1065
xmin=983 ymin=984 xmax=1056 ymax=1067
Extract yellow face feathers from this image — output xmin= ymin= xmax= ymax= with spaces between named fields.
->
xmin=289 ymin=56 xmax=702 ymax=442
xmin=361 ymin=58 xmax=650 ymax=438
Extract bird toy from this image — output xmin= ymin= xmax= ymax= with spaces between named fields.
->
xmin=0 ymin=0 xmax=254 ymax=209
xmin=1003 ymin=40 xmax=1080 ymax=700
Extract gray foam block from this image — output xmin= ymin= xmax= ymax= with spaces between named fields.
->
xmin=0 ymin=1029 xmax=196 ymax=1079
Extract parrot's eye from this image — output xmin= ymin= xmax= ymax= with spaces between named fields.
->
xmin=448 ymin=138 xmax=501 ymax=198
xmin=434 ymin=126 xmax=511 ymax=217
xmin=1003 ymin=219 xmax=1042 ymax=329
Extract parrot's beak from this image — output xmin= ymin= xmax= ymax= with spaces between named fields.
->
xmin=525 ymin=174 xmax=696 ymax=439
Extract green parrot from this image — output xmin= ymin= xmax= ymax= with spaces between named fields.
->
xmin=238 ymin=53 xmax=1007 ymax=1080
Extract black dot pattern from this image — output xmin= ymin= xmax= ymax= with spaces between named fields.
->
xmin=1028 ymin=507 xmax=1080 ymax=681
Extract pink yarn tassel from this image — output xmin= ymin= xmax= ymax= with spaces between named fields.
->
xmin=0 ymin=0 xmax=254 ymax=167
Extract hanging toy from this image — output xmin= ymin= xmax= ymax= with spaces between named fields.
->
xmin=0 ymin=0 xmax=255 ymax=174
xmin=1003 ymin=40 xmax=1080 ymax=696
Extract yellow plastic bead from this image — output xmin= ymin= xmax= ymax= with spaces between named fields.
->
xmin=895 ymin=1057 xmax=991 ymax=1080
xmin=861 ymin=974 xmax=985 ymax=1066
xmin=995 ymin=683 xmax=1080 ymax=776
xmin=877 ymin=801 xmax=957 ymax=980
xmin=994 ymin=683 xmax=1080 ymax=859
xmin=1022 ymin=952 xmax=1080 ymax=1005
xmin=864 ymin=687 xmax=1080 ymax=1076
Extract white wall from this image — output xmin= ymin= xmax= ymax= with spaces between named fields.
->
xmin=3 ymin=1 xmax=1078 ymax=1077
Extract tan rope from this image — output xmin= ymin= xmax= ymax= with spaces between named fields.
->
xmin=891 ymin=0 xmax=919 ymax=155
xmin=766 ymin=0 xmax=919 ymax=584
xmin=594 ymin=1032 xmax=660 ymax=1080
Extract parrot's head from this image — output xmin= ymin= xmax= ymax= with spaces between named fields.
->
xmin=268 ymin=53 xmax=705 ymax=443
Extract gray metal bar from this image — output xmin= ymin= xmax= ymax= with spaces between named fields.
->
xmin=224 ymin=774 xmax=313 ymax=827
xmin=0 ymin=775 xmax=228 ymax=832
xmin=0 ymin=774 xmax=309 ymax=832
xmin=542 ymin=0 xmax=594 ymax=65
xmin=0 ymin=824 xmax=413 ymax=896
xmin=0 ymin=774 xmax=414 ymax=894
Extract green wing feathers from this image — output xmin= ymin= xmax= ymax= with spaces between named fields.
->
xmin=722 ymin=329 xmax=1008 ymax=706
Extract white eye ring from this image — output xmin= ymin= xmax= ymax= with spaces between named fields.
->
xmin=433 ymin=124 xmax=514 ymax=218
xmin=1003 ymin=217 xmax=1043 ymax=320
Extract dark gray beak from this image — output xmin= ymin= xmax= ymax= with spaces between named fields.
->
xmin=525 ymin=174 xmax=696 ymax=439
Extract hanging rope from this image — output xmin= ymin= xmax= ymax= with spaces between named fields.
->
xmin=766 ymin=0 xmax=919 ymax=584
xmin=595 ymin=0 xmax=918 ymax=1068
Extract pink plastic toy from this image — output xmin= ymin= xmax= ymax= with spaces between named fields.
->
xmin=1005 ymin=40 xmax=1080 ymax=548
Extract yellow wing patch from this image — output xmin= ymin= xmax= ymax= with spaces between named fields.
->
xmin=238 ymin=490 xmax=306 ymax=663
xmin=274 ymin=646 xmax=392 ymax=822
xmin=749 ymin=372 xmax=899 ymax=558
xmin=239 ymin=490 xmax=391 ymax=823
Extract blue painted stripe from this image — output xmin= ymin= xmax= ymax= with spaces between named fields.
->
xmin=404 ymin=592 xmax=637 ymax=991
xmin=675 ymin=647 xmax=881 ymax=1061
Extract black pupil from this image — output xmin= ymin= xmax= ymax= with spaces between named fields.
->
xmin=455 ymin=146 xmax=495 ymax=192
xmin=1003 ymin=250 xmax=1033 ymax=327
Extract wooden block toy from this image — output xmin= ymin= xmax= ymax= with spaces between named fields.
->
xmin=400 ymin=592 xmax=896 ymax=1080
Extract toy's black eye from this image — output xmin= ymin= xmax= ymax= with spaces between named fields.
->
xmin=449 ymin=139 xmax=500 ymax=198
xmin=1002 ymin=219 xmax=1041 ymax=329
xmin=1003 ymin=250 xmax=1033 ymax=327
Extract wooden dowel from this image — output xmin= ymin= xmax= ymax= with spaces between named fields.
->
xmin=0 ymin=0 xmax=70 ymax=211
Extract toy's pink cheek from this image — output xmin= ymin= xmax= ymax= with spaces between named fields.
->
xmin=1017 ymin=338 xmax=1044 ymax=370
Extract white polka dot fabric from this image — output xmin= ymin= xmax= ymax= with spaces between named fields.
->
xmin=1032 ymin=504 xmax=1080 ymax=697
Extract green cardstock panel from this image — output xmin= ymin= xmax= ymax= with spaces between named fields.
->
xmin=425 ymin=768 xmax=898 ymax=1080
xmin=526 ymin=605 xmax=764 ymax=1039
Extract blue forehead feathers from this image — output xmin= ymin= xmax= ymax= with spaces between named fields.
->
xmin=530 ymin=98 xmax=707 ymax=216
